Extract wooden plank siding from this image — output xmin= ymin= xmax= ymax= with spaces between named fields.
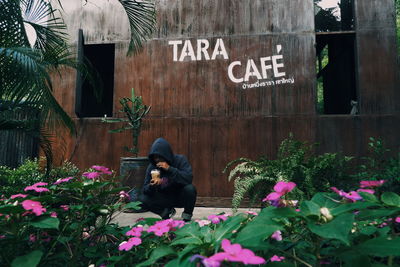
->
xmin=49 ymin=0 xmax=399 ymax=200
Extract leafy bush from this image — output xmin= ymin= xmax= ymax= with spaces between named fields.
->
xmin=353 ymin=137 xmax=400 ymax=194
xmin=0 ymin=158 xmax=80 ymax=197
xmin=0 ymin=165 xmax=135 ymax=266
xmin=1 ymin=164 xmax=400 ymax=266
xmin=224 ymin=135 xmax=355 ymax=209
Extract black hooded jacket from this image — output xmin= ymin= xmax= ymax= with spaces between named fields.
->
xmin=142 ymin=138 xmax=193 ymax=194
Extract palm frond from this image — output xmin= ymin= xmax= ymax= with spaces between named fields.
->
xmin=118 ymin=0 xmax=156 ymax=55
xmin=21 ymin=0 xmax=68 ymax=52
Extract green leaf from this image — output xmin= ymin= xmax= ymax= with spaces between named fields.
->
xmin=311 ymin=193 xmax=340 ymax=209
xmin=255 ymin=206 xmax=299 ymax=224
xmin=123 ymin=201 xmax=142 ymax=210
xmin=342 ymin=254 xmax=372 ymax=267
xmin=164 ymin=258 xmax=180 ymax=267
xmin=358 ymin=192 xmax=379 ymax=203
xmin=11 ymin=250 xmax=43 ymax=267
xmin=356 ymin=208 xmax=399 ymax=220
xmin=30 ymin=217 xmax=59 ymax=230
xmin=355 ymin=237 xmax=400 ymax=256
xmin=307 ymin=213 xmax=354 ymax=245
xmin=381 ymin=192 xmax=400 ymax=207
xmin=359 ymin=226 xmax=377 ymax=236
xmin=136 ymin=246 xmax=176 ymax=267
xmin=300 ymin=201 xmax=321 ymax=218
xmin=170 ymin=236 xmax=202 ymax=246
xmin=213 ymin=215 xmax=245 ymax=242
xmin=331 ymin=202 xmax=378 ymax=216
xmin=0 ymin=204 xmax=23 ymax=214
xmin=234 ymin=223 xmax=281 ymax=249
xmin=174 ymin=223 xmax=201 ymax=238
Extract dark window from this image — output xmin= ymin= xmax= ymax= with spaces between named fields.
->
xmin=75 ymin=30 xmax=115 ymax=117
xmin=314 ymin=0 xmax=357 ymax=115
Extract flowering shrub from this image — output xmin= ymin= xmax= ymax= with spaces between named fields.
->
xmin=1 ymin=164 xmax=400 ymax=266
xmin=0 ymin=165 xmax=135 ymax=266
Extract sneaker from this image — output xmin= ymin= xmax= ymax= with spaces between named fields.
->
xmin=161 ymin=208 xmax=176 ymax=219
xmin=181 ymin=212 xmax=192 ymax=222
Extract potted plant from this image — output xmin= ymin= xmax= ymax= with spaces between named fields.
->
xmin=102 ymin=88 xmax=151 ymax=192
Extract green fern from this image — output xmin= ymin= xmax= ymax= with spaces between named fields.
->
xmin=224 ymin=134 xmax=356 ymax=210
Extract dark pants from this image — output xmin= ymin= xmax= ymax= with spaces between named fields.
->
xmin=139 ymin=184 xmax=197 ymax=217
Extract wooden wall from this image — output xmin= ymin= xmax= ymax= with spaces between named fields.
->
xmin=52 ymin=0 xmax=399 ymax=199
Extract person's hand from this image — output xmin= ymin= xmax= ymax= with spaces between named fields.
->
xmin=156 ymin=161 xmax=169 ymax=171
xmin=150 ymin=177 xmax=162 ymax=186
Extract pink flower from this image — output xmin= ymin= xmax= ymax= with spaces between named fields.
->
xmin=395 ymin=217 xmax=400 ymax=223
xmin=29 ymin=234 xmax=36 ymax=242
xmin=126 ymin=226 xmax=144 ymax=237
xmin=171 ymin=220 xmax=186 ymax=229
xmin=357 ymin=189 xmax=375 ymax=194
xmin=24 ymin=182 xmax=49 ymax=193
xmin=196 ymin=219 xmax=212 ymax=227
xmin=53 ymin=177 xmax=74 ymax=185
xmin=263 ymin=181 xmax=296 ymax=202
xmin=21 ymin=200 xmax=46 ymax=216
xmin=270 ymin=255 xmax=285 ymax=262
xmin=60 ymin=205 xmax=69 ymax=211
xmin=207 ymin=214 xmax=228 ymax=224
xmin=271 ymin=230 xmax=282 ymax=241
xmin=147 ymin=220 xmax=172 ymax=236
xmin=118 ymin=237 xmax=142 ymax=251
xmin=343 ymin=191 xmax=363 ymax=202
xmin=0 ymin=235 xmax=6 ymax=239
xmin=244 ymin=211 xmax=258 ymax=216
xmin=50 ymin=212 xmax=58 ymax=218
xmin=331 ymin=187 xmax=362 ymax=202
xmin=31 ymin=182 xmax=48 ymax=187
xmin=191 ymin=255 xmax=221 ymax=267
xmin=83 ymin=172 xmax=101 ymax=179
xmin=360 ymin=180 xmax=386 ymax=188
xmin=91 ymin=165 xmax=112 ymax=175
xmin=205 ymin=239 xmax=265 ymax=265
xmin=119 ymin=191 xmax=130 ymax=200
xmin=10 ymin=194 xmax=28 ymax=199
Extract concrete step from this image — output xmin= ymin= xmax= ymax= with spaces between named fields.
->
xmin=113 ymin=207 xmax=260 ymax=227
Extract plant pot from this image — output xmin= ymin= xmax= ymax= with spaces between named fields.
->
xmin=120 ymin=157 xmax=149 ymax=198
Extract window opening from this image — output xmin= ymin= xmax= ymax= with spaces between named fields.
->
xmin=75 ymin=30 xmax=115 ymax=118
xmin=314 ymin=0 xmax=357 ymax=115
xmin=316 ymin=33 xmax=357 ymax=114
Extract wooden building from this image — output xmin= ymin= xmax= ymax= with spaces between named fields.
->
xmin=53 ymin=0 xmax=399 ymax=201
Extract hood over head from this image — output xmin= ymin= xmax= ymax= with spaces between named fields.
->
xmin=148 ymin=138 xmax=175 ymax=165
